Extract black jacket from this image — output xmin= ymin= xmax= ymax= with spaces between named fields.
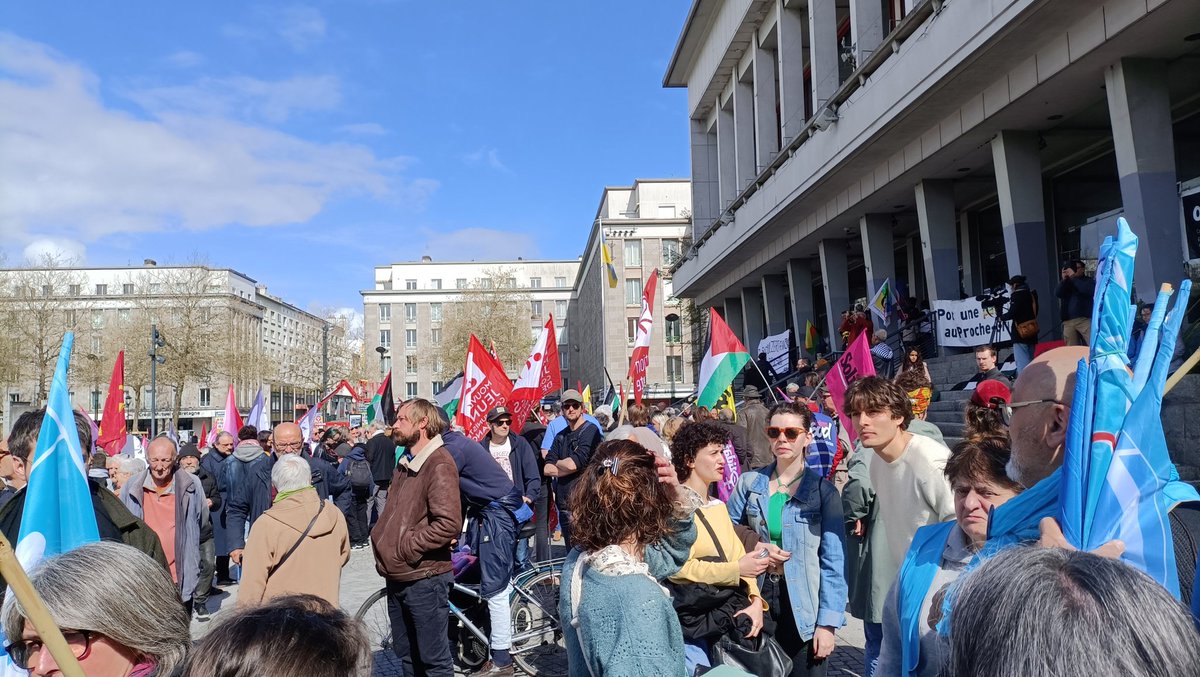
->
xmin=1003 ymin=285 xmax=1038 ymax=344
xmin=189 ymin=465 xmax=222 ymax=542
xmin=480 ymin=434 xmax=541 ymax=504
xmin=365 ymin=432 xmax=397 ymax=485
xmin=1056 ymin=274 xmax=1095 ymax=321
xmin=546 ymin=422 xmax=603 ymax=509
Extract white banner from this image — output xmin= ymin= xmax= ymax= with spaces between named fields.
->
xmin=757 ymin=329 xmax=792 ymax=374
xmin=931 ymin=298 xmax=1011 ymax=347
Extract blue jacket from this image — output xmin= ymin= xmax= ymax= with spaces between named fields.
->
xmin=442 ymin=430 xmax=516 ymax=509
xmin=223 ymin=444 xmax=273 ymax=553
xmin=120 ymin=469 xmax=208 ymax=603
xmin=201 ymin=449 xmax=232 ymax=553
xmin=480 ymin=434 xmax=541 ymax=504
xmin=727 ymin=463 xmax=848 ymax=639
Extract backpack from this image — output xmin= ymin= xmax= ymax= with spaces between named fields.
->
xmin=346 ymin=458 xmax=373 ymax=497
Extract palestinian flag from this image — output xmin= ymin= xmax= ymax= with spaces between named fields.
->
xmin=367 ymin=371 xmax=396 ymax=426
xmin=696 ymin=307 xmax=751 ymax=408
xmin=436 ymin=372 xmax=464 ymax=417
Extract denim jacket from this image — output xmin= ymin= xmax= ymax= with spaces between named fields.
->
xmin=727 ymin=463 xmax=848 ymax=639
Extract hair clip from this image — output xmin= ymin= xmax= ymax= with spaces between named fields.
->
xmin=601 ymin=458 xmax=619 ymax=475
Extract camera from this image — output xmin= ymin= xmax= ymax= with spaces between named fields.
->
xmin=975 ymin=286 xmax=1009 ymax=311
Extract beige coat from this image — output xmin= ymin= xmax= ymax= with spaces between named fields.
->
xmin=238 ymin=487 xmax=350 ymax=607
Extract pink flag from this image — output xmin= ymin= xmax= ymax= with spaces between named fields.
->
xmin=219 ymin=384 xmax=243 ymax=442
xmin=824 ymin=332 xmax=877 ymax=445
xmin=717 ymin=439 xmax=742 ymax=502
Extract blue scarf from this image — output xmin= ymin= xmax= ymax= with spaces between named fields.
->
xmin=896 ymin=521 xmax=955 ymax=676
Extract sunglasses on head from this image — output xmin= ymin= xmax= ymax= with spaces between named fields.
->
xmin=766 ymin=426 xmax=807 ymax=441
xmin=562 ymin=402 xmax=582 ymax=410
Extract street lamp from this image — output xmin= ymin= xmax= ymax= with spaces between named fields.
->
xmin=149 ymin=325 xmax=167 ymax=438
xmin=375 ymin=345 xmax=388 ymax=380
xmin=85 ymin=353 xmax=101 ymax=420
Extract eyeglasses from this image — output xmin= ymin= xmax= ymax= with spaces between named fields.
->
xmin=274 ymin=441 xmax=304 ymax=450
xmin=1000 ymin=399 xmax=1061 ymax=426
xmin=562 ymin=402 xmax=582 ymax=411
xmin=766 ymin=427 xmax=808 ymax=441
xmin=492 ymin=419 xmax=512 ymax=427
xmin=6 ymin=630 xmax=94 ymax=669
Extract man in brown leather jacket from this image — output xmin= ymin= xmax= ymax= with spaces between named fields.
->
xmin=371 ymin=398 xmax=462 ymax=677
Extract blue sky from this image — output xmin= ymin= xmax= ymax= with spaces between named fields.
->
xmin=1 ymin=1 xmax=691 ymax=316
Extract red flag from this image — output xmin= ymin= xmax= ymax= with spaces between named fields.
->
xmin=508 ymin=317 xmax=560 ymax=432
xmin=456 ymin=335 xmax=514 ymax=440
xmin=628 ymin=269 xmax=659 ymax=405
xmin=198 ymin=423 xmax=208 ymax=448
xmin=96 ymin=351 xmax=128 ymax=456
xmin=824 ymin=332 xmax=877 ymax=445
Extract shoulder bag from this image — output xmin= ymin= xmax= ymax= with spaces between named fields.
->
xmin=267 ymin=498 xmax=325 ymax=575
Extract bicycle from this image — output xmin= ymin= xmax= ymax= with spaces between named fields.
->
xmin=355 ymin=558 xmax=567 ymax=676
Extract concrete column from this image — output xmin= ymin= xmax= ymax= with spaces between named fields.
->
xmin=808 ymin=0 xmax=839 ymax=110
xmin=753 ymin=42 xmax=780 ymax=169
xmin=777 ymin=3 xmax=807 ymax=141
xmin=723 ymin=297 xmax=745 ymax=344
xmin=689 ymin=118 xmax=719 ymax=231
xmin=915 ymin=180 xmax=961 ymax=302
xmin=787 ymin=259 xmax=817 ymax=349
xmin=859 ymin=213 xmax=896 ymax=329
xmin=849 ymin=0 xmax=885 ymax=67
xmin=717 ymin=102 xmax=737 ymax=208
xmin=733 ymin=76 xmax=757 ymax=191
xmin=906 ymin=236 xmax=921 ymax=301
xmin=819 ymin=239 xmax=852 ymax=342
xmin=741 ymin=286 xmax=767 ymax=353
xmin=992 ymin=130 xmax=1055 ymax=332
xmin=761 ymin=274 xmax=789 ymax=335
xmin=1106 ymin=59 xmax=1183 ymax=296
xmin=958 ymin=211 xmax=979 ymax=296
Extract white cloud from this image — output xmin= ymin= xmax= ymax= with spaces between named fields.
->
xmin=462 ymin=146 xmax=512 ymax=174
xmin=420 ymin=227 xmax=537 ymax=261
xmin=126 ymin=73 xmax=341 ymax=124
xmin=336 ymin=122 xmax=389 ymax=136
xmin=0 ymin=33 xmax=436 ymax=247
xmin=164 ymin=50 xmax=204 ymax=68
xmin=23 ymin=237 xmax=86 ymax=265
xmin=277 ymin=6 xmax=327 ymax=51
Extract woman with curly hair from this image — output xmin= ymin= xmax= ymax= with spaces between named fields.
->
xmin=560 ymin=439 xmax=701 ymax=677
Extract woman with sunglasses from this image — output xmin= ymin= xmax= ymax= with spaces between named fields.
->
xmin=727 ymin=400 xmax=847 ymax=677
xmin=2 ymin=541 xmax=191 ymax=676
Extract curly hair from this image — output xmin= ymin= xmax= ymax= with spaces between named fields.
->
xmin=894 ymin=367 xmax=931 ymax=392
xmin=568 ymin=440 xmax=676 ymax=553
xmin=670 ymin=422 xmax=729 ymax=482
xmin=963 ymin=401 xmax=1009 ymax=445
xmin=843 ymin=376 xmax=913 ymax=429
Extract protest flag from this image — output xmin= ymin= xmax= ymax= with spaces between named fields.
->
xmin=869 ymin=279 xmax=894 ymax=324
xmin=824 ymin=332 xmax=876 ymax=445
xmin=198 ymin=423 xmax=207 ymax=449
xmin=600 ymin=229 xmax=618 ymax=288
xmin=456 ymin=335 xmax=513 ymax=440
xmin=245 ymin=387 xmax=270 ymax=432
xmin=367 ymin=372 xmax=395 ymax=426
xmin=804 ymin=320 xmax=819 ymax=353
xmin=715 ymin=386 xmax=737 ymax=421
xmin=220 ymin=385 xmax=242 ymax=439
xmin=696 ymin=308 xmax=751 ymax=409
xmin=509 ymin=317 xmax=561 ymax=432
xmin=436 ymin=372 xmax=465 ymax=417
xmin=95 ymin=351 xmax=127 ymax=456
xmin=581 ymin=385 xmax=593 ymax=414
xmin=629 ymin=269 xmax=659 ymax=405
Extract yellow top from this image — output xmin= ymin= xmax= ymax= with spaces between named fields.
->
xmin=670 ymin=502 xmax=764 ymax=606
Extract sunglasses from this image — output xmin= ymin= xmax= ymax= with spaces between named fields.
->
xmin=1000 ymin=399 xmax=1061 ymax=426
xmin=766 ymin=426 xmax=808 ymax=441
xmin=562 ymin=402 xmax=582 ymax=410
xmin=492 ymin=419 xmax=512 ymax=426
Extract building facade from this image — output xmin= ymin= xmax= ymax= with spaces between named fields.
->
xmin=664 ymin=0 xmax=1200 ymax=350
xmin=0 ymin=262 xmax=338 ymax=438
xmin=362 ymin=258 xmax=579 ymax=401
xmin=568 ymin=179 xmax=699 ymax=404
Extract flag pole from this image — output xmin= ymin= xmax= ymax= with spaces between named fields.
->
xmin=0 ymin=532 xmax=86 ymax=677
xmin=750 ymin=359 xmax=781 ymax=403
xmin=618 ymin=381 xmax=629 ymax=427
xmin=1165 ymin=347 xmax=1200 ymax=394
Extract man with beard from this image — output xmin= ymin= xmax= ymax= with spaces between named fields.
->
xmin=178 ymin=443 xmax=221 ymax=620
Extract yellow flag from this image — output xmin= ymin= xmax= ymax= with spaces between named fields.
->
xmin=716 ymin=386 xmax=737 ymax=421
xmin=582 ymin=385 xmax=593 ymax=413
xmin=600 ymin=231 xmax=618 ymax=289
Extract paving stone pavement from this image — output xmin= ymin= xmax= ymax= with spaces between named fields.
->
xmin=192 ymin=547 xmax=868 ymax=676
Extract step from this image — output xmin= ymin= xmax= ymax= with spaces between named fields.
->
xmin=925 ymin=412 xmax=964 ymax=426
xmin=926 ymin=400 xmax=966 ymax=413
xmin=935 ymin=422 xmax=966 ymax=438
xmin=937 ymin=390 xmax=974 ymax=402
xmin=943 ymin=435 xmax=964 ymax=450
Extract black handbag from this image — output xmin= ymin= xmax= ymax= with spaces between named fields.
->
xmin=711 ymin=632 xmax=793 ymax=677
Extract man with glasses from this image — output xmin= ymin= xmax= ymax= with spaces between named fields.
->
xmin=484 ymin=406 xmax=541 ymax=572
xmin=543 ymin=389 xmax=603 ymax=548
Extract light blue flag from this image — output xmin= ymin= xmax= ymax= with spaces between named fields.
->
xmin=17 ymin=332 xmax=101 ymax=557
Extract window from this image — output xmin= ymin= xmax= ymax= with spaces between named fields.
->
xmin=90 ymin=336 xmax=101 ymax=353
xmin=480 ymin=278 xmax=493 ymax=289
xmin=199 ymin=388 xmax=211 ymax=407
xmin=434 ymin=359 xmax=443 ymax=374
xmin=406 ymin=355 xmax=418 ymax=374
xmin=531 ymin=300 xmax=542 ymax=317
xmin=41 ymin=285 xmax=51 ymax=297
xmin=64 ymin=309 xmax=76 ymax=325
xmin=68 ymin=284 xmax=80 ymax=295
xmin=405 ymin=329 xmax=417 ymax=348
xmin=456 ymin=278 xmax=468 ymax=289
xmin=624 ymin=240 xmax=642 ymax=267
xmin=90 ymin=390 xmax=101 ymax=412
xmin=405 ymin=303 xmax=417 ymax=322
xmin=149 ymin=283 xmax=162 ymax=294
xmin=379 ymin=304 xmax=392 ymax=322
xmin=430 ymin=303 xmax=442 ymax=322
xmin=95 ymin=284 xmax=107 ymax=295
xmin=555 ymin=276 xmax=567 ymax=288
xmin=406 ymin=382 xmax=418 ymax=398
xmin=432 ymin=381 xmax=444 ymax=394
xmin=118 ymin=309 xmax=130 ymax=321
xmin=556 ymin=300 xmax=568 ymax=318
xmin=530 ymin=277 xmax=542 ymax=289
xmin=431 ymin=279 xmax=442 ymax=290
xmin=627 ymin=317 xmax=638 ymax=342
xmin=405 ymin=279 xmax=417 ymax=290
xmin=663 ymin=240 xmax=682 ymax=266
xmin=625 ymin=278 xmax=642 ymax=305
xmin=667 ymin=356 xmax=684 ymax=382
xmin=559 ymin=347 xmax=569 ymax=370
xmin=665 ymin=317 xmax=682 ymax=343
xmin=91 ymin=309 xmax=104 ymax=329
xmin=379 ymin=330 xmax=391 ymax=348
xmin=122 ymin=283 xmax=135 ymax=295
xmin=381 ymin=356 xmax=392 ymax=374
xmin=431 ymin=328 xmax=442 ymax=345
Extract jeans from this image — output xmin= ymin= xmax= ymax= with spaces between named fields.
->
xmin=864 ymin=621 xmax=882 ymax=677
xmin=557 ymin=508 xmax=574 ymax=550
xmin=1012 ymin=342 xmax=1035 ymax=376
xmin=486 ymin=583 xmax=513 ymax=651
xmin=371 ymin=483 xmax=390 ymax=527
xmin=534 ymin=479 xmax=552 ymax=561
xmin=514 ymin=535 xmax=531 ymax=572
xmin=194 ymin=539 xmax=216 ymax=607
xmin=347 ymin=492 xmax=370 ymax=545
xmin=387 ymin=572 xmax=454 ymax=677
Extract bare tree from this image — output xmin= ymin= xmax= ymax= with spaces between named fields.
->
xmin=436 ymin=268 xmax=533 ymax=378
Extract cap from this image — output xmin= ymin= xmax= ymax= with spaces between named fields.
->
xmin=560 ymin=389 xmax=583 ymax=404
xmin=486 ymin=406 xmax=512 ymax=423
xmin=971 ymin=379 xmax=1012 ymax=409
xmin=741 ymin=385 xmax=762 ymax=400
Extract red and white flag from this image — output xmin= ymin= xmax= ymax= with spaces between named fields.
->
xmin=628 ymin=269 xmax=659 ymax=405
xmin=456 ymin=335 xmax=514 ymax=440
xmin=508 ymin=317 xmax=561 ymax=432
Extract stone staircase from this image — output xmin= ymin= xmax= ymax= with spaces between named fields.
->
xmin=923 ymin=350 xmax=1200 ymax=485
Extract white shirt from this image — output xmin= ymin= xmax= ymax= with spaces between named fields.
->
xmin=869 ymin=432 xmax=955 ymax=569
xmin=489 ymin=438 xmax=514 ymax=481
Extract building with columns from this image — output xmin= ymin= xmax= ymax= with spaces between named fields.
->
xmin=664 ymin=0 xmax=1200 ymax=350
xmin=567 ymin=179 xmax=698 ymax=405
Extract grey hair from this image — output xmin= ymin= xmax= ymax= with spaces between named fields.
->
xmin=272 ymin=454 xmax=312 ymax=493
xmin=605 ymin=425 xmax=635 ymax=442
xmin=940 ymin=546 xmax=1200 ymax=676
xmin=215 ymin=431 xmax=234 ymax=445
xmin=1 ymin=541 xmax=189 ymax=671
xmin=110 ymin=453 xmax=132 ymax=464
xmin=716 ymin=408 xmax=734 ymax=423
xmin=119 ymin=457 xmax=147 ymax=474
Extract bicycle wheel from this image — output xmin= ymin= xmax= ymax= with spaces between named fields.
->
xmin=354 ymin=587 xmax=407 ymax=674
xmin=511 ymin=569 xmax=567 ymax=676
